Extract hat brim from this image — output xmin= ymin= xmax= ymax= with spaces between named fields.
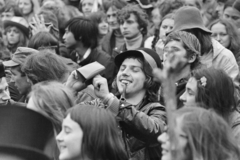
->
xmin=115 ymin=50 xmax=144 ymax=68
xmin=171 ymin=25 xmax=212 ymax=35
xmin=3 ymin=60 xmax=20 ymax=67
xmin=4 ymin=20 xmax=29 ymax=38
xmin=0 ymin=144 xmax=50 ymax=160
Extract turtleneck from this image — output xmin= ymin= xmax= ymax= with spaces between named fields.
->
xmin=125 ymin=33 xmax=143 ymax=50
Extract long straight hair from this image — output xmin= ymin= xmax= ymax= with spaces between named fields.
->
xmin=67 ymin=104 xmax=128 ymax=160
xmin=169 ymin=107 xmax=240 ymax=160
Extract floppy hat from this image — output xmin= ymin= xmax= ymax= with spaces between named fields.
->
xmin=0 ymin=105 xmax=53 ymax=160
xmin=115 ymin=48 xmax=162 ymax=69
xmin=3 ymin=47 xmax=39 ymax=67
xmin=172 ymin=6 xmax=212 ymax=34
xmin=3 ymin=16 xmax=30 ymax=38
xmin=126 ymin=0 xmax=153 ymax=9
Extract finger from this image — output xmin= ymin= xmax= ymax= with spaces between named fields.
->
xmin=34 ymin=14 xmax=41 ymax=25
xmin=40 ymin=14 xmax=45 ymax=24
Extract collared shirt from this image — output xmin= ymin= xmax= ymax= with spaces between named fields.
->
xmin=76 ymin=48 xmax=91 ymax=64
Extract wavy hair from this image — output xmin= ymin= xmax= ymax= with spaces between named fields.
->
xmin=117 ymin=4 xmax=149 ymax=36
xmin=66 ymin=104 xmax=128 ymax=160
xmin=30 ymin=81 xmax=75 ymax=133
xmin=112 ymin=54 xmax=161 ymax=102
xmin=169 ymin=107 xmax=240 ymax=160
xmin=208 ymin=18 xmax=240 ymax=58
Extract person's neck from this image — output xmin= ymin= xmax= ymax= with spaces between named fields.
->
xmin=125 ymin=90 xmax=146 ymax=105
xmin=174 ymin=65 xmax=191 ymax=82
xmin=75 ymin=43 xmax=89 ymax=57
xmin=125 ymin=33 xmax=143 ymax=50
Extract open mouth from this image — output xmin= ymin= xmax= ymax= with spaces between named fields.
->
xmin=120 ymin=79 xmax=132 ymax=85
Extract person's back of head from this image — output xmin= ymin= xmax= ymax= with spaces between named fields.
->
xmin=28 ymin=31 xmax=59 ymax=54
xmin=171 ymin=107 xmax=240 ymax=160
xmin=22 ymin=50 xmax=69 ymax=85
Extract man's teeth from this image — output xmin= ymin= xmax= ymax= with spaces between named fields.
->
xmin=121 ymin=80 xmax=130 ymax=84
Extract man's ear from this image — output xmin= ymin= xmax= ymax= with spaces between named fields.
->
xmin=188 ymin=54 xmax=197 ymax=64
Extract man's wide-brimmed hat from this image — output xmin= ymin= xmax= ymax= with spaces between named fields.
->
xmin=172 ymin=6 xmax=212 ymax=34
xmin=3 ymin=16 xmax=30 ymax=38
xmin=0 ymin=105 xmax=53 ymax=160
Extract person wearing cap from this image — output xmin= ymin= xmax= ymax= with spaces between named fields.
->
xmin=3 ymin=16 xmax=29 ymax=54
xmin=3 ymin=47 xmax=39 ymax=103
xmin=173 ymin=6 xmax=240 ymax=101
xmin=113 ymin=4 xmax=149 ymax=58
xmin=79 ymin=48 xmax=166 ymax=160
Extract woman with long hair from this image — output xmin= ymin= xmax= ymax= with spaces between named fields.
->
xmin=56 ymin=104 xmax=128 ymax=160
xmin=208 ymin=18 xmax=240 ymax=68
xmin=17 ymin=0 xmax=40 ymax=22
xmin=159 ymin=107 xmax=240 ymax=160
xmin=144 ymin=14 xmax=174 ymax=59
xmin=3 ymin=16 xmax=29 ymax=54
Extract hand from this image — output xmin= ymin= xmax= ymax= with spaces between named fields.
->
xmin=153 ymin=54 xmax=188 ymax=83
xmin=29 ymin=14 xmax=52 ymax=36
xmin=92 ymin=75 xmax=110 ymax=100
xmin=66 ymin=70 xmax=87 ymax=93
xmin=155 ymin=39 xmax=165 ymax=60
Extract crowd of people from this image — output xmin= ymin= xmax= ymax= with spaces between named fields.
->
xmin=0 ymin=0 xmax=240 ymax=160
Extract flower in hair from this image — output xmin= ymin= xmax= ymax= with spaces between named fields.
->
xmin=200 ymin=76 xmax=207 ymax=87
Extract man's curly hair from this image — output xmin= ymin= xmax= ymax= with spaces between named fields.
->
xmin=117 ymin=4 xmax=149 ymax=36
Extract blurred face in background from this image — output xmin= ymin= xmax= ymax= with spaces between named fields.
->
xmin=82 ymin=0 xmax=94 ymax=16
xmin=98 ymin=18 xmax=109 ymax=36
xmin=18 ymin=0 xmax=33 ymax=16
xmin=159 ymin=18 xmax=174 ymax=40
xmin=210 ymin=22 xmax=230 ymax=48
xmin=6 ymin=26 xmax=20 ymax=45
xmin=223 ymin=7 xmax=240 ymax=28
xmin=1 ymin=10 xmax=15 ymax=22
xmin=106 ymin=6 xmax=119 ymax=30
xmin=151 ymin=7 xmax=161 ymax=29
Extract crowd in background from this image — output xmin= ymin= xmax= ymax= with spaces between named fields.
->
xmin=0 ymin=0 xmax=240 ymax=160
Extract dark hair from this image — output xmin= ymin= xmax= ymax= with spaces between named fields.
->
xmin=184 ymin=28 xmax=212 ymax=56
xmin=165 ymin=31 xmax=201 ymax=70
xmin=170 ymin=107 xmax=240 ymax=160
xmin=28 ymin=31 xmax=59 ymax=54
xmin=66 ymin=104 xmax=128 ymax=160
xmin=113 ymin=54 xmax=161 ymax=102
xmin=65 ymin=16 xmax=99 ymax=49
xmin=22 ymin=50 xmax=68 ymax=85
xmin=78 ymin=0 xmax=104 ymax=14
xmin=117 ymin=4 xmax=149 ymax=36
xmin=208 ymin=18 xmax=240 ymax=58
xmin=103 ymin=0 xmax=127 ymax=12
xmin=191 ymin=67 xmax=236 ymax=122
xmin=152 ymin=13 xmax=174 ymax=50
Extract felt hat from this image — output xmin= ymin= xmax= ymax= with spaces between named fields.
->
xmin=172 ymin=6 xmax=212 ymax=34
xmin=126 ymin=0 xmax=153 ymax=9
xmin=3 ymin=16 xmax=30 ymax=38
xmin=115 ymin=48 xmax=162 ymax=69
xmin=3 ymin=47 xmax=39 ymax=67
xmin=0 ymin=105 xmax=53 ymax=160
xmin=233 ymin=0 xmax=240 ymax=13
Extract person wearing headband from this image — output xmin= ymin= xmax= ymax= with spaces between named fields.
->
xmin=81 ymin=48 xmax=166 ymax=160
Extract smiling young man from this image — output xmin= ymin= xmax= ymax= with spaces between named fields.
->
xmin=112 ymin=4 xmax=149 ymax=58
xmin=78 ymin=48 xmax=166 ymax=160
xmin=3 ymin=47 xmax=39 ymax=103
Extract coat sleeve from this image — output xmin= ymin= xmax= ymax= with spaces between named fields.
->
xmin=107 ymin=97 xmax=166 ymax=142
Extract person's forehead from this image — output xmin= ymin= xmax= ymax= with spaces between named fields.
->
xmin=224 ymin=7 xmax=240 ymax=17
xmin=186 ymin=77 xmax=197 ymax=88
xmin=121 ymin=58 xmax=142 ymax=67
xmin=107 ymin=6 xmax=118 ymax=15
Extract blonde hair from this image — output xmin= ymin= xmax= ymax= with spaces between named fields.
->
xmin=30 ymin=81 xmax=75 ymax=133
